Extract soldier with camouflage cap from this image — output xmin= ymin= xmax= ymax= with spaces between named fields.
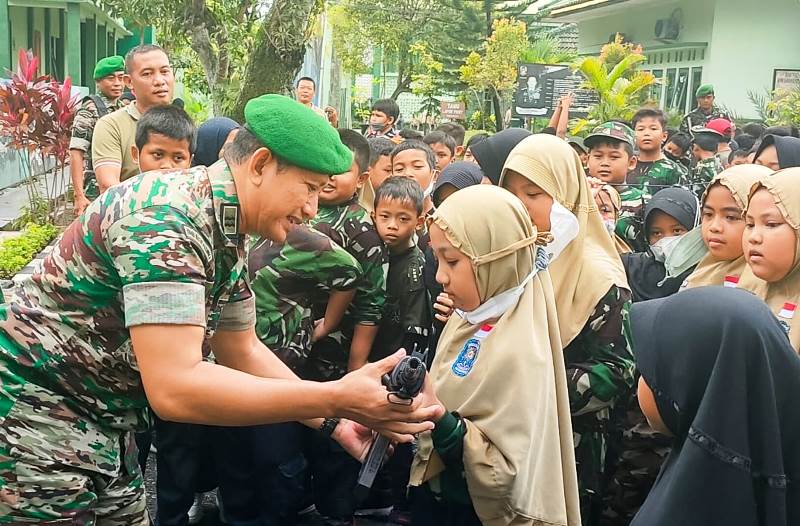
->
xmin=69 ymin=55 xmax=125 ymax=214
xmin=0 ymin=94 xmax=442 ymax=524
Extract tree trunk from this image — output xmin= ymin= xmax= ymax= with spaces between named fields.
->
xmin=492 ymin=91 xmax=504 ymax=131
xmin=229 ymin=0 xmax=320 ymax=122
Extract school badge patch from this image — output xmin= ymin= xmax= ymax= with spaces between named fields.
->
xmin=452 ymin=325 xmax=493 ymax=377
xmin=723 ymin=275 xmax=739 ymax=288
xmin=778 ymin=302 xmax=796 ymax=335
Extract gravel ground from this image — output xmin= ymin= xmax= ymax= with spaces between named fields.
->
xmin=143 ymin=453 xmax=399 ymax=525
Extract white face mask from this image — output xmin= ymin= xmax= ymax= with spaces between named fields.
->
xmin=604 ymin=219 xmax=617 ymax=236
xmin=660 ymin=227 xmax=708 ymax=283
xmin=423 ymin=177 xmax=436 ymax=199
xmin=650 ymin=233 xmax=685 ymax=263
xmin=541 ymin=201 xmax=580 ymax=265
xmin=456 ymin=266 xmax=539 ymax=325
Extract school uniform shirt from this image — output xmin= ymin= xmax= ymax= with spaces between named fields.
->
xmin=248 ymin=225 xmax=363 ymax=372
xmin=370 ymin=244 xmax=430 ymax=361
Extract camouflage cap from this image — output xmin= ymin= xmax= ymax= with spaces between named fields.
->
xmin=244 ymin=94 xmax=353 ymax=175
xmin=584 ymin=121 xmax=636 ymax=150
xmin=93 ymin=55 xmax=124 ymax=80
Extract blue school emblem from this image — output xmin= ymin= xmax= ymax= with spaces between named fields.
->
xmin=452 ymin=338 xmax=482 ymax=377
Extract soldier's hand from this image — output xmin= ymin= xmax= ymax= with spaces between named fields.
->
xmin=74 ymin=193 xmax=90 ymax=215
xmin=332 ymin=350 xmax=443 ymax=442
xmin=433 ymin=293 xmax=455 ymax=323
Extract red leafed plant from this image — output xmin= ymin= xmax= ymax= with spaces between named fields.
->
xmin=0 ymin=49 xmax=78 ymax=225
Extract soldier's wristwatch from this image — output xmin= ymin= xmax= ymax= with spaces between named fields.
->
xmin=318 ymin=417 xmax=340 ymax=437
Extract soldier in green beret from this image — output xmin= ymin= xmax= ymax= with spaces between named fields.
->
xmin=679 ymin=84 xmax=731 ymax=135
xmin=0 ymin=94 xmax=443 ymax=524
xmin=68 ymin=55 xmax=125 ymax=214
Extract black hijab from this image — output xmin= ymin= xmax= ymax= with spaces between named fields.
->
xmin=621 ymin=187 xmax=698 ymax=302
xmin=193 ymin=117 xmax=241 ymax=167
xmin=431 ymin=161 xmax=484 ymax=207
xmin=755 ymin=134 xmax=800 ymax=169
xmin=469 ymin=128 xmax=531 ymax=184
xmin=630 ymin=287 xmax=800 ymax=526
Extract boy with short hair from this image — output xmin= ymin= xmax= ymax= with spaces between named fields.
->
xmin=663 ymin=131 xmax=692 ymax=168
xmin=368 ymin=137 xmax=396 ymax=195
xmin=690 ymin=127 xmax=725 ymax=190
xmin=366 ymin=98 xmax=401 ymax=141
xmin=390 ymin=140 xmax=438 ymax=217
xmin=132 ymin=104 xmax=196 ymax=172
xmin=729 ymin=149 xmax=751 ymax=166
xmin=423 ymin=130 xmax=457 ymax=171
xmin=435 ymin=122 xmax=466 ymax=157
xmin=630 ymin=108 xmax=687 ymax=192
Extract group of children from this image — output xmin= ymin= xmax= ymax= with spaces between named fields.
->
xmin=120 ymin=96 xmax=798 ymax=526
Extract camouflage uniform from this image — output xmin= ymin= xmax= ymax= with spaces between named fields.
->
xmin=303 ymin=197 xmax=388 ymax=381
xmin=0 ymin=162 xmax=254 ymax=523
xmin=564 ymin=285 xmax=635 ymax=526
xmin=69 ymin=94 xmax=121 ymax=199
xmin=248 ymin=225 xmax=363 ymax=371
xmin=625 ymin=157 xmax=687 ymax=197
xmin=679 ymin=106 xmax=731 ymax=135
xmin=689 ymin=156 xmax=724 ymax=196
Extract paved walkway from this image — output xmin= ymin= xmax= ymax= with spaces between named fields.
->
xmin=0 ymin=167 xmax=70 ymax=230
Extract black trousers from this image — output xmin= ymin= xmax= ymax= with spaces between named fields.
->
xmin=410 ymin=485 xmax=482 ymax=526
xmin=249 ymin=421 xmax=361 ymax=525
xmin=154 ymin=417 xmax=259 ymax=526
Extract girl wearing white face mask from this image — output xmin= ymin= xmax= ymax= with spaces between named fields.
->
xmin=621 ymin=187 xmax=699 ymax=302
xmin=499 ymin=134 xmax=634 ymax=526
xmin=411 ymin=185 xmax=580 ymax=526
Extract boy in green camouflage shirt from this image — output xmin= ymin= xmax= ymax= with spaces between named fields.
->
xmin=689 ymin=127 xmax=725 ymax=195
xmin=629 ymin=108 xmax=687 ymax=195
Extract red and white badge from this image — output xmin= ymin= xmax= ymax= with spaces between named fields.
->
xmin=723 ymin=275 xmax=739 ymax=288
xmin=778 ymin=302 xmax=797 ymax=320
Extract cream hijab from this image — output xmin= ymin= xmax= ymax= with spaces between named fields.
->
xmin=410 ymin=185 xmax=580 ymax=526
xmin=683 ymin=165 xmax=772 ymax=290
xmin=501 ymin=134 xmax=629 ymax=346
xmin=738 ymin=168 xmax=800 ymax=352
xmin=358 ymin=179 xmax=376 ymax=214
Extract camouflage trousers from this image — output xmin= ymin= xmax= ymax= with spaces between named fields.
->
xmin=0 ymin=383 xmax=148 ymax=524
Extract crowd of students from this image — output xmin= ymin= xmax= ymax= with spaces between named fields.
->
xmin=104 ymin=91 xmax=800 ymax=526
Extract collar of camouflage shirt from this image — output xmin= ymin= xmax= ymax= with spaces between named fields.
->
xmin=209 ymin=160 xmax=243 ymax=248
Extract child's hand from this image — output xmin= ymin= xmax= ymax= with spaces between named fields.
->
xmin=434 ymin=293 xmax=455 ymax=323
xmin=312 ymin=318 xmax=327 ymax=343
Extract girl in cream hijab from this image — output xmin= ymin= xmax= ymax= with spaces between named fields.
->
xmin=683 ymin=164 xmax=772 ymax=290
xmin=500 ymin=134 xmax=633 ymax=525
xmin=740 ymin=167 xmax=800 ymax=352
xmin=410 ymin=185 xmax=580 ymax=526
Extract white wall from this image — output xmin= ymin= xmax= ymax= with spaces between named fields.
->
xmin=706 ymin=0 xmax=800 ymax=119
xmin=575 ymin=0 xmax=715 ymax=53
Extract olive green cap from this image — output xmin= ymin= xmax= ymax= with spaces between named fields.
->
xmin=93 ymin=55 xmax=124 ymax=80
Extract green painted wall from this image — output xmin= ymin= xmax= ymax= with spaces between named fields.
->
xmin=65 ymin=2 xmax=81 ymax=84
xmin=9 ymin=6 xmax=26 ymax=69
xmin=0 ymin=0 xmax=8 ymax=71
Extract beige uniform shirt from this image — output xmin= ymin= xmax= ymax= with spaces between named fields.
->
xmin=91 ymin=103 xmax=142 ymax=183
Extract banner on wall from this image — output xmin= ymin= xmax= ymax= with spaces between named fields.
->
xmin=514 ymin=63 xmax=599 ymax=118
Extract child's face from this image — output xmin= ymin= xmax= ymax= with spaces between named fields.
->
xmin=755 ymin=145 xmax=780 ymax=171
xmin=634 ymin=117 xmax=667 ymax=153
xmin=744 ymin=188 xmax=797 ymax=282
xmin=587 ymin=144 xmax=636 ymax=184
xmin=464 ymin=147 xmax=478 ymax=164
xmin=502 ymin=170 xmax=553 ymax=231
xmin=369 ymin=110 xmax=394 ymax=131
xmin=392 ymin=149 xmax=435 ymax=191
xmin=430 ymin=223 xmax=481 ymax=312
xmin=132 ymin=133 xmax=192 ymax=173
xmin=648 ymin=210 xmax=688 ymax=245
xmin=664 ymin=141 xmax=685 ymax=160
xmin=731 ymin=155 xmax=750 ymax=167
xmin=320 ymin=160 xmax=368 ymax=206
xmin=594 ymin=188 xmax=618 ymax=224
xmin=369 ymin=155 xmax=393 ymax=191
xmin=373 ymin=198 xmax=423 ymax=250
xmin=429 ymin=142 xmax=454 ymax=171
xmin=701 ymin=184 xmax=746 ymax=261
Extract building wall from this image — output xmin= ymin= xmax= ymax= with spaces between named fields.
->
xmin=706 ymin=0 xmax=800 ymax=119
xmin=9 ymin=7 xmax=26 ymax=66
xmin=575 ymin=0 xmax=715 ymax=53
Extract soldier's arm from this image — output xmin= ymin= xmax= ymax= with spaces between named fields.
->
xmin=69 ymin=150 xmax=86 ymax=195
xmin=92 ymin=115 xmax=123 ymax=192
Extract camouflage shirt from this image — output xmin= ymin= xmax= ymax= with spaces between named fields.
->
xmin=248 ymin=225 xmax=363 ymax=370
xmin=689 ymin=156 xmax=724 ymax=196
xmin=564 ymin=285 xmax=635 ymax=521
xmin=69 ymin=93 xmax=121 ymax=198
xmin=0 ymin=161 xmax=253 ymax=475
xmin=679 ymin=106 xmax=731 ymax=135
xmin=625 ymin=157 xmax=687 ymax=199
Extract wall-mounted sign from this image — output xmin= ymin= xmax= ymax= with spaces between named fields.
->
xmin=514 ymin=63 xmax=599 ymax=118
xmin=773 ymin=69 xmax=800 ymax=91
xmin=440 ymin=101 xmax=466 ymax=120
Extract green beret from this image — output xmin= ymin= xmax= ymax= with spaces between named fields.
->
xmin=244 ymin=94 xmax=352 ymax=175
xmin=695 ymin=84 xmax=714 ymax=98
xmin=93 ymin=55 xmax=124 ymax=80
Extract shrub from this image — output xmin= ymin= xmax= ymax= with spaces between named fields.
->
xmin=0 ymin=223 xmax=59 ymax=279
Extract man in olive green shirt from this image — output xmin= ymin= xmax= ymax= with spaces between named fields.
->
xmin=92 ymin=44 xmax=175 ymax=192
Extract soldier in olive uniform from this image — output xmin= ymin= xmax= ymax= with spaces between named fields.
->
xmin=69 ymin=56 xmax=125 ymax=214
xmin=0 ymin=94 xmax=440 ymax=524
xmin=679 ymin=84 xmax=731 ymax=136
